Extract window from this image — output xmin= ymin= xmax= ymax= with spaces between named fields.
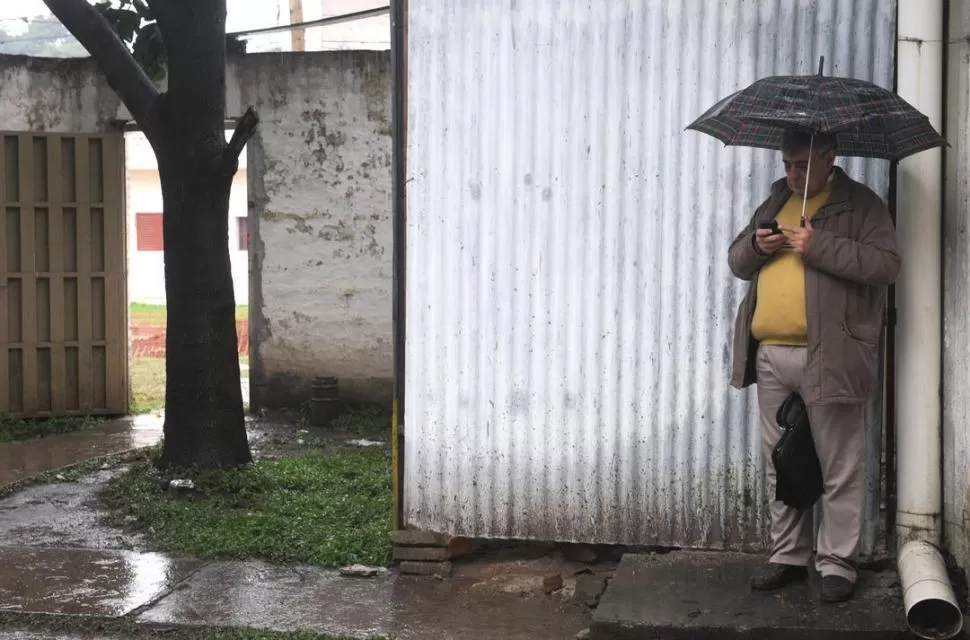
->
xmin=237 ymin=217 xmax=248 ymax=251
xmin=136 ymin=213 xmax=163 ymax=251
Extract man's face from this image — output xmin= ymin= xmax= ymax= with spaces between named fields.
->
xmin=783 ymin=146 xmax=835 ymax=198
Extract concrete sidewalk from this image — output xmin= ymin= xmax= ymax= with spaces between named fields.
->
xmin=0 ymin=415 xmax=163 ymax=488
xmin=0 ymin=417 xmax=591 ymax=639
xmin=0 ymin=418 xmax=932 ymax=640
xmin=593 ymin=551 xmax=913 ymax=640
xmin=0 ymin=547 xmax=590 ymax=639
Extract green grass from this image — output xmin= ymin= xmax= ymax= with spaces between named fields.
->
xmin=130 ymin=357 xmax=249 ymax=415
xmin=131 ymin=357 xmax=166 ymax=414
xmin=0 ymin=414 xmax=102 ymax=443
xmin=100 ymin=447 xmax=393 ymax=567
xmin=130 ymin=303 xmax=249 ymax=324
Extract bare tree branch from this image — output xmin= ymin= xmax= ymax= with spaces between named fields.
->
xmin=42 ymin=0 xmax=160 ymax=126
xmin=226 ymin=107 xmax=260 ymax=161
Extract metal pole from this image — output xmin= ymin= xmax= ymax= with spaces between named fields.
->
xmin=390 ymin=0 xmax=408 ymax=531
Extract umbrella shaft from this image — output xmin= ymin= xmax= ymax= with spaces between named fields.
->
xmin=801 ymin=135 xmax=813 ymax=227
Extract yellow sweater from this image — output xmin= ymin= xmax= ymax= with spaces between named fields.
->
xmin=751 ymin=184 xmax=833 ymax=346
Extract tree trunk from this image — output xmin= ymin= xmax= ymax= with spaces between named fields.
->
xmin=43 ymin=0 xmax=257 ymax=469
xmin=151 ymin=0 xmax=253 ymax=469
xmin=156 ymin=143 xmax=250 ymax=468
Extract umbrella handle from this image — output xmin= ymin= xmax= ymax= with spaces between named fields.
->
xmin=801 ymin=135 xmax=813 ymax=226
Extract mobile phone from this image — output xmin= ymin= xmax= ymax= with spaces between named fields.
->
xmin=758 ymin=220 xmax=781 ymax=235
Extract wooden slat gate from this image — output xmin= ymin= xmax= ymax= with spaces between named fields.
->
xmin=0 ymin=132 xmax=127 ymax=417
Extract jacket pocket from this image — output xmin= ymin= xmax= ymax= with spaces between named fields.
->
xmin=841 ymin=321 xmax=881 ymax=347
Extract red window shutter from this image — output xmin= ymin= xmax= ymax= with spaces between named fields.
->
xmin=237 ymin=217 xmax=248 ymax=251
xmin=136 ymin=213 xmax=163 ymax=251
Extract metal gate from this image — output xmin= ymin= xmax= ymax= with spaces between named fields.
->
xmin=0 ymin=132 xmax=127 ymax=417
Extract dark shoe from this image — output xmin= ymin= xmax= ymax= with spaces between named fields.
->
xmin=820 ymin=575 xmax=855 ymax=603
xmin=750 ymin=563 xmax=809 ymax=591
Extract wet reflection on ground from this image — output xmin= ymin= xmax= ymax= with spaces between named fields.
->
xmin=0 ymin=417 xmax=163 ymax=487
xmin=0 ymin=547 xmax=202 ymax=617
xmin=138 ymin=557 xmax=592 ymax=639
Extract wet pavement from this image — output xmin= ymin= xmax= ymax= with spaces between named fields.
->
xmin=0 ymin=415 xmax=592 ymax=639
xmin=137 ymin=557 xmax=591 ymax=639
xmin=0 ymin=633 xmax=102 ymax=639
xmin=0 ymin=545 xmax=590 ymax=638
xmin=593 ymin=551 xmax=908 ymax=639
xmin=0 ymin=547 xmax=203 ymax=617
xmin=0 ymin=416 xmax=162 ymax=488
xmin=0 ymin=469 xmax=145 ymax=551
xmin=0 ymin=413 xmax=920 ymax=639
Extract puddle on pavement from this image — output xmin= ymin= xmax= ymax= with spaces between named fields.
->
xmin=137 ymin=559 xmax=592 ymax=640
xmin=0 ymin=469 xmax=145 ymax=551
xmin=0 ymin=547 xmax=203 ymax=617
xmin=0 ymin=416 xmax=163 ymax=487
xmin=0 ymin=410 xmax=596 ymax=638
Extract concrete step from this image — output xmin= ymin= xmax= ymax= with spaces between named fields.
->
xmin=592 ymin=551 xmax=909 ymax=639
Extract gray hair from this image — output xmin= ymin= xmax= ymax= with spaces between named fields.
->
xmin=780 ymin=129 xmax=836 ymax=157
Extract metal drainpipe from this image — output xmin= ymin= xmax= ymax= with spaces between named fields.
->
xmin=390 ymin=0 xmax=408 ymax=531
xmin=895 ymin=0 xmax=963 ymax=637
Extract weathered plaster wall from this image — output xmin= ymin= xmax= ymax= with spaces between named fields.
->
xmin=237 ymin=51 xmax=393 ymax=407
xmin=0 ymin=55 xmax=121 ymax=132
xmin=1 ymin=51 xmax=393 ymax=408
xmin=944 ymin=2 xmax=970 ymax=575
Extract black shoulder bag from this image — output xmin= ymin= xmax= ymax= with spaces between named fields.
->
xmin=770 ymin=391 xmax=824 ymax=510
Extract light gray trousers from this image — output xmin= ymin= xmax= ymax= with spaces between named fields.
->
xmin=755 ymin=344 xmax=866 ymax=582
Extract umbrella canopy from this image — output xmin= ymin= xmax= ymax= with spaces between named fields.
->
xmin=686 ymin=62 xmax=946 ymax=161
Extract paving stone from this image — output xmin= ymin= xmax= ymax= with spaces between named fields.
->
xmin=137 ymin=559 xmax=590 ymax=639
xmin=393 ymin=546 xmax=450 ymax=562
xmin=0 ymin=547 xmax=202 ymax=617
xmin=593 ymin=552 xmax=908 ymax=639
xmin=390 ymin=530 xmax=451 ymax=547
xmin=0 ymin=415 xmax=162 ymax=488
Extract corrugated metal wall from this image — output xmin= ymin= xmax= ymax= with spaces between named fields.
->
xmin=944 ymin=2 xmax=970 ymax=571
xmin=404 ymin=0 xmax=896 ymax=550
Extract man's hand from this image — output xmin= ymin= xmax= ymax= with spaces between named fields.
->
xmin=781 ymin=219 xmax=814 ymax=256
xmin=755 ymin=228 xmax=787 ymax=255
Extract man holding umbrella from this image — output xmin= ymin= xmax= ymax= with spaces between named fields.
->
xmin=726 ymin=128 xmax=898 ymax=603
xmin=689 ymin=60 xmax=945 ymax=604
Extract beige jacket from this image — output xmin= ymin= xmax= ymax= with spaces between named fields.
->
xmin=728 ymin=166 xmax=900 ymax=405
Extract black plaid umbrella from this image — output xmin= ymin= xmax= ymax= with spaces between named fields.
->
xmin=686 ymin=59 xmax=946 ymax=161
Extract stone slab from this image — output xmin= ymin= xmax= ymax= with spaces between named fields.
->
xmin=391 ymin=530 xmax=451 ymax=547
xmin=592 ymin=552 xmax=908 ymax=640
xmin=0 ymin=547 xmax=203 ymax=617
xmin=0 ymin=469 xmax=145 ymax=551
xmin=138 ymin=559 xmax=590 ymax=639
xmin=0 ymin=415 xmax=162 ymax=488
xmin=393 ymin=545 xmax=450 ymax=562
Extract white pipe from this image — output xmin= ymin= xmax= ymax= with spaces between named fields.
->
xmin=895 ymin=0 xmax=962 ymax=638
xmin=899 ymin=542 xmax=963 ymax=637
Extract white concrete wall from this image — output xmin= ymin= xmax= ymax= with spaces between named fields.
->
xmin=124 ymin=132 xmax=250 ymax=306
xmin=0 ymin=55 xmax=120 ymax=132
xmin=1 ymin=51 xmax=393 ymax=407
xmin=238 ymin=51 xmax=392 ymax=406
xmin=944 ymin=1 xmax=970 ymax=573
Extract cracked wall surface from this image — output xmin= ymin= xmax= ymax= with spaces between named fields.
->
xmin=0 ymin=55 xmax=121 ymax=132
xmin=1 ymin=51 xmax=393 ymax=409
xmin=239 ymin=51 xmax=393 ymax=408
